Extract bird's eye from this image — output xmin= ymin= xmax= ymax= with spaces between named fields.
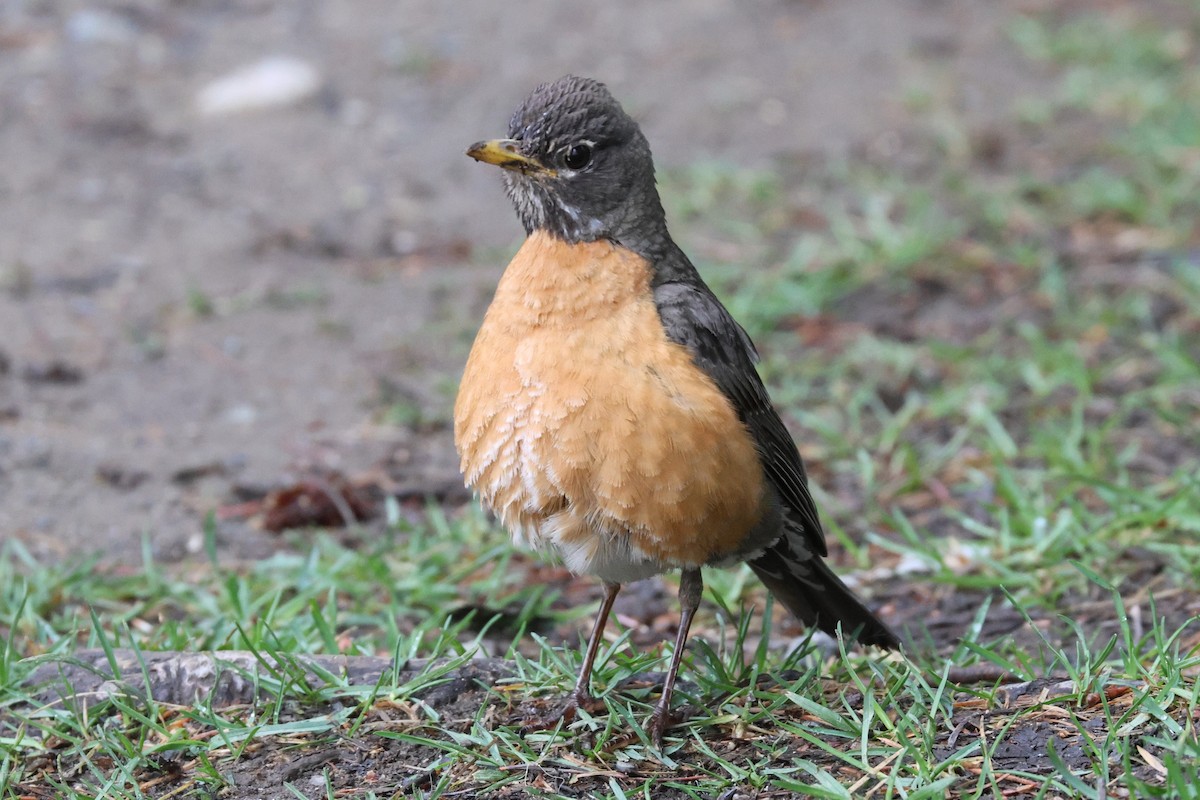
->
xmin=563 ymin=143 xmax=593 ymax=170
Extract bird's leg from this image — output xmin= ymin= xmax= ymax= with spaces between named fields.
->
xmin=557 ymin=581 xmax=621 ymax=724
xmin=646 ymin=567 xmax=702 ymax=747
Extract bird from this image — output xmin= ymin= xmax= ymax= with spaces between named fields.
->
xmin=455 ymin=75 xmax=899 ymax=746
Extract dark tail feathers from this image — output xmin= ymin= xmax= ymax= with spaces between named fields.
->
xmin=749 ymin=546 xmax=900 ymax=650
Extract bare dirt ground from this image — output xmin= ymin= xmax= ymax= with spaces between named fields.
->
xmin=0 ymin=0 xmax=1039 ymax=566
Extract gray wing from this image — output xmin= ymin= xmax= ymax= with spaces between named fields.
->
xmin=654 ymin=279 xmax=827 ymax=558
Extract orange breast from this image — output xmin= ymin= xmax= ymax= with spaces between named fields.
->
xmin=453 ymin=231 xmax=767 ymax=578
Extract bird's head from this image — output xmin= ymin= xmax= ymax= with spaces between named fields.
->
xmin=467 ymin=75 xmax=666 ymax=249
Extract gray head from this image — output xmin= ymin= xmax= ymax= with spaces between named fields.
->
xmin=466 ymin=76 xmax=668 ymax=251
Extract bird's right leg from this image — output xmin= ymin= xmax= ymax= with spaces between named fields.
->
xmin=560 ymin=581 xmax=621 ymax=721
xmin=522 ymin=581 xmax=621 ymax=734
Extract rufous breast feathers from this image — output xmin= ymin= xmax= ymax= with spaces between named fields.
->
xmin=454 ymin=231 xmax=767 ymax=576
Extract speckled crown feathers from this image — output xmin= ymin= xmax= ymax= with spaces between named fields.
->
xmin=506 ymin=75 xmax=635 ymax=154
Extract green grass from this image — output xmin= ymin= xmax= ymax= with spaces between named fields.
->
xmin=5 ymin=545 xmax=1195 ymax=797
xmin=4 ymin=5 xmax=1200 ymax=798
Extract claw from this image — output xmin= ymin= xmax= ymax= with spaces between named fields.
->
xmin=519 ymin=690 xmax=606 ymax=736
xmin=645 ymin=708 xmax=674 ymax=748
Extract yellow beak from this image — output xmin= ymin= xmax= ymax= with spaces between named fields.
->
xmin=465 ymin=139 xmax=554 ymax=175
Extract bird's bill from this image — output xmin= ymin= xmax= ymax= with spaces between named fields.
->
xmin=465 ymin=139 xmax=554 ymax=175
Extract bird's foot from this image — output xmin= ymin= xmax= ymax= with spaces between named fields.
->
xmin=519 ymin=690 xmax=602 ymax=736
xmin=645 ymin=706 xmax=677 ymax=749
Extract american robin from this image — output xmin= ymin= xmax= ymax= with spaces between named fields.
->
xmin=455 ymin=75 xmax=899 ymax=746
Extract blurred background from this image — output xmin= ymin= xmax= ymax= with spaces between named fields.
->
xmin=0 ymin=0 xmax=1197 ymax=599
xmin=0 ymin=0 xmax=1048 ymax=563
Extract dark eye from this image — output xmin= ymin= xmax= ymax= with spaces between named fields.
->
xmin=563 ymin=143 xmax=593 ymax=170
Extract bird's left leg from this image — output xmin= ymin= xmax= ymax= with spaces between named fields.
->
xmin=563 ymin=580 xmax=622 ymax=718
xmin=646 ymin=567 xmax=702 ymax=747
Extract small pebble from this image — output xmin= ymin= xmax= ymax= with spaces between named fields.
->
xmin=196 ymin=57 xmax=321 ymax=116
